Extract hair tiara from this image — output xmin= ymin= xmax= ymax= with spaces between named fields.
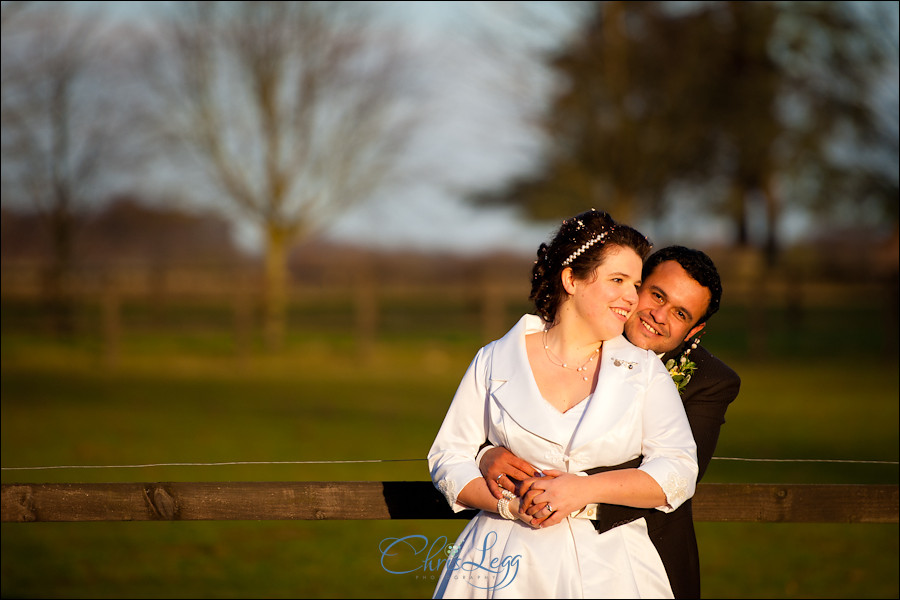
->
xmin=561 ymin=225 xmax=615 ymax=267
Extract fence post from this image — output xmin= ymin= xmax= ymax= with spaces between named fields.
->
xmin=233 ymin=273 xmax=253 ymax=365
xmin=355 ymin=262 xmax=377 ymax=359
xmin=101 ymin=275 xmax=121 ymax=368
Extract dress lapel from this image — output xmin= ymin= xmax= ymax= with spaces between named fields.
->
xmin=569 ymin=335 xmax=645 ymax=452
xmin=488 ymin=315 xmax=572 ymax=446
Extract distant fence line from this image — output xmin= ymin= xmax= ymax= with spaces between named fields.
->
xmin=1 ymin=259 xmax=892 ymax=306
xmin=0 ymin=262 xmax=537 ymax=355
xmin=2 ymin=482 xmax=897 ymax=524
xmin=2 ymin=260 xmax=897 ymax=363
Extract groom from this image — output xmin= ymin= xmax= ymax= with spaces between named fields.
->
xmin=479 ymin=245 xmax=741 ymax=599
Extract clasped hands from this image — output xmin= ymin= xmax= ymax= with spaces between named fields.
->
xmin=483 ymin=446 xmax=590 ymax=529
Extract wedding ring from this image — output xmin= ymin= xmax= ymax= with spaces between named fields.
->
xmin=547 ymin=503 xmax=554 ymax=513
xmin=496 ymin=473 xmax=504 ymax=482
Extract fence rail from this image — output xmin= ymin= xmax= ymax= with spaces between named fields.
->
xmin=2 ymin=482 xmax=897 ymax=524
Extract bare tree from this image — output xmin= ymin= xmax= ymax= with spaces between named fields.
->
xmin=152 ymin=1 xmax=419 ymax=350
xmin=1 ymin=3 xmax=130 ymax=334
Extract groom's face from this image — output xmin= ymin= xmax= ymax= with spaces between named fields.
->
xmin=624 ymin=260 xmax=710 ymax=354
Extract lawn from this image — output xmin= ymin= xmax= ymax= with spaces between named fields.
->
xmin=1 ymin=302 xmax=898 ymax=598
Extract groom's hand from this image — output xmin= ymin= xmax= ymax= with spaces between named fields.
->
xmin=480 ymin=446 xmax=541 ymax=500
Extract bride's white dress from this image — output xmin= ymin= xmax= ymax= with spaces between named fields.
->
xmin=428 ymin=315 xmax=698 ymax=598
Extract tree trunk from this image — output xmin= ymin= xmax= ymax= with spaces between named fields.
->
xmin=762 ymin=176 xmax=779 ymax=267
xmin=731 ymin=182 xmax=750 ymax=247
xmin=610 ymin=187 xmax=635 ymax=225
xmin=263 ymin=222 xmax=290 ymax=351
xmin=44 ymin=200 xmax=75 ymax=336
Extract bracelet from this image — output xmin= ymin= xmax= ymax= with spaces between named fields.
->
xmin=497 ymin=497 xmax=516 ymax=520
xmin=501 ymin=489 xmax=516 ymax=500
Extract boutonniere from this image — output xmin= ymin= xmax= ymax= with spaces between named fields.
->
xmin=665 ymin=337 xmax=701 ymax=396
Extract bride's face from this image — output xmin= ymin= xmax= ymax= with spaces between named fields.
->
xmin=562 ymin=245 xmax=642 ymax=341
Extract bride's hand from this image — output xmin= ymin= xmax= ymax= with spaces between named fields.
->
xmin=517 ymin=471 xmax=558 ymax=514
xmin=521 ymin=470 xmax=590 ymax=528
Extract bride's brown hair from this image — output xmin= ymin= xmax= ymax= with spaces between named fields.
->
xmin=530 ymin=209 xmax=651 ymax=324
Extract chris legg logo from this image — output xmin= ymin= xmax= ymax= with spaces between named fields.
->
xmin=379 ymin=531 xmax=521 ymax=591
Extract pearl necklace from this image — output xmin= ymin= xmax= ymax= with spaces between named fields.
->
xmin=542 ymin=330 xmax=601 ymax=382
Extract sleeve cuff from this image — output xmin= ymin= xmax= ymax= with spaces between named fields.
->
xmin=436 ymin=469 xmax=482 ymax=513
xmin=639 ymin=461 xmax=694 ymax=513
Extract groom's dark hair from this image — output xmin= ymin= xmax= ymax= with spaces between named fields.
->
xmin=643 ymin=246 xmax=722 ymax=325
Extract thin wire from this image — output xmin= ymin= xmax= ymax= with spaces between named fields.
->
xmin=1 ymin=457 xmax=897 ymax=471
xmin=712 ymin=457 xmax=899 ymax=465
xmin=0 ymin=459 xmax=423 ymax=471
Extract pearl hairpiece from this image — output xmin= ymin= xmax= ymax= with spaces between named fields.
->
xmin=561 ymin=226 xmax=615 ymax=267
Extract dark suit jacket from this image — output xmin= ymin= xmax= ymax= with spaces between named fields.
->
xmin=586 ymin=343 xmax=741 ymax=599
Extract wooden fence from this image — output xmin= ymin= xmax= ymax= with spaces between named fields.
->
xmin=2 ymin=482 xmax=897 ymax=523
xmin=4 ymin=259 xmax=897 ymax=362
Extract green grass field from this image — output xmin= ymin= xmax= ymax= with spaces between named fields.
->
xmin=1 ymin=299 xmax=898 ymax=598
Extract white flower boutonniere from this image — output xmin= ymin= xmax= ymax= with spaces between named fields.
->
xmin=665 ymin=337 xmax=701 ymax=396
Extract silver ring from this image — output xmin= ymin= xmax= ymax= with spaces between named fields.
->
xmin=547 ymin=503 xmax=554 ymax=513
xmin=496 ymin=473 xmax=504 ymax=482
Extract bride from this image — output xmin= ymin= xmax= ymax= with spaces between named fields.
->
xmin=427 ymin=209 xmax=698 ymax=598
